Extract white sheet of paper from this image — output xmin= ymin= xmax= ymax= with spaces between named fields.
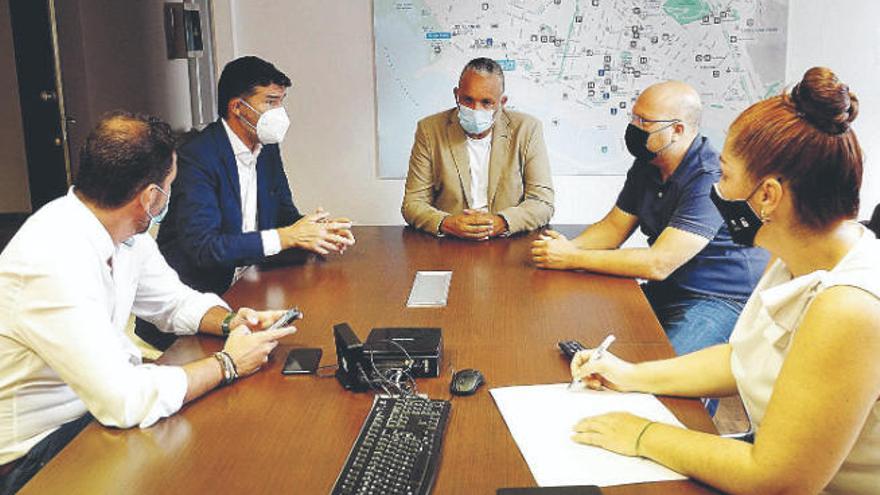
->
xmin=490 ymin=383 xmax=687 ymax=487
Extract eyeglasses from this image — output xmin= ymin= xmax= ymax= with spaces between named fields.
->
xmin=628 ymin=112 xmax=680 ymax=128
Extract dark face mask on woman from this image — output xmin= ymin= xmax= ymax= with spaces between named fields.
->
xmin=709 ymin=182 xmax=766 ymax=247
xmin=624 ymin=122 xmax=678 ymax=162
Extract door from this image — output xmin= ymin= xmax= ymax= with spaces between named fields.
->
xmin=8 ymin=0 xmax=71 ymax=211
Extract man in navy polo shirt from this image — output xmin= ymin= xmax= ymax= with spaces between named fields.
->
xmin=531 ymin=81 xmax=769 ymax=355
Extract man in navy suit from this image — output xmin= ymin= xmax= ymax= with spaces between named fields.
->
xmin=135 ymin=56 xmax=354 ymax=350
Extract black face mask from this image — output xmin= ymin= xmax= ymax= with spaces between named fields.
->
xmin=624 ymin=123 xmax=676 ymax=162
xmin=709 ymin=183 xmax=763 ymax=247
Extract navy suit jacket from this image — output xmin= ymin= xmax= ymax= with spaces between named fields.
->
xmin=157 ymin=120 xmax=302 ymax=296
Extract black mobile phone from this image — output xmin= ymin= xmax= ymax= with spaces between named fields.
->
xmin=282 ymin=348 xmax=322 ymax=375
xmin=268 ymin=307 xmax=303 ymax=331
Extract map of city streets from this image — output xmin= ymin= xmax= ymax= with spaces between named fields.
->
xmin=374 ymin=0 xmax=788 ymax=177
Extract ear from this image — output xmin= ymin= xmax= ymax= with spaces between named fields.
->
xmin=453 ymin=87 xmax=459 ymax=104
xmin=139 ymin=184 xmax=160 ymax=210
xmin=673 ymin=121 xmax=686 ymax=136
xmin=500 ymin=95 xmax=508 ymax=107
xmin=756 ymin=177 xmax=784 ymax=215
xmin=227 ymin=98 xmax=242 ymax=119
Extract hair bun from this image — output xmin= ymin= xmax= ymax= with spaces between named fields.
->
xmin=790 ymin=67 xmax=858 ymax=134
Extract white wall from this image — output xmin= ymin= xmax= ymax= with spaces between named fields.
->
xmin=214 ymin=0 xmax=879 ymax=226
xmin=786 ymin=0 xmax=880 ymax=219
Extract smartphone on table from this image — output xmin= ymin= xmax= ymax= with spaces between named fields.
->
xmin=282 ymin=348 xmax=322 ymax=375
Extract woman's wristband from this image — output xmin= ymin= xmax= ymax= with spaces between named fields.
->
xmin=635 ymin=421 xmax=658 ymax=457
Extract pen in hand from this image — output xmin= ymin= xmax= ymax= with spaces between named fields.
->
xmin=568 ymin=334 xmax=616 ymax=390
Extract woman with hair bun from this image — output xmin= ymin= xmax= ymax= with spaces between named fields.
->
xmin=568 ymin=67 xmax=880 ymax=494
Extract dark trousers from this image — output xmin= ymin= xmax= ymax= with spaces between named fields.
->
xmin=134 ymin=317 xmax=178 ymax=351
xmin=0 ymin=414 xmax=93 ymax=495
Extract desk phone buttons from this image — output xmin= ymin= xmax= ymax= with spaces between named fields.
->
xmin=557 ymin=340 xmax=587 ymax=361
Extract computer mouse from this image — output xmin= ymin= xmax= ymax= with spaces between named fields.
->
xmin=450 ymin=368 xmax=484 ymax=396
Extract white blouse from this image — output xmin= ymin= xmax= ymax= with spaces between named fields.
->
xmin=730 ymin=223 xmax=880 ymax=494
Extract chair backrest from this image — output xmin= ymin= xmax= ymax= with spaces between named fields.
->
xmin=866 ymin=203 xmax=880 ymax=237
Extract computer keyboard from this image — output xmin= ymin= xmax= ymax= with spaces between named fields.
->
xmin=331 ymin=395 xmax=451 ymax=495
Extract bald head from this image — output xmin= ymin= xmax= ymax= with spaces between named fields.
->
xmin=635 ymin=81 xmax=702 ymax=129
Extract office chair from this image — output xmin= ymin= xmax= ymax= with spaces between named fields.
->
xmin=863 ymin=203 xmax=880 ymax=236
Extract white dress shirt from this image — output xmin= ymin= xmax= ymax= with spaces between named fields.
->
xmin=466 ymin=131 xmax=492 ymax=210
xmin=0 ymin=189 xmax=228 ymax=464
xmin=221 ymin=119 xmax=282 ymax=281
xmin=729 ymin=224 xmax=880 ymax=494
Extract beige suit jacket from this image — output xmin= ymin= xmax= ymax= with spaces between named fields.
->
xmin=401 ymin=108 xmax=554 ymax=235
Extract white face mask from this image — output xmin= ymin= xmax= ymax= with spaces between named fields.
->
xmin=239 ymin=99 xmax=291 ymax=144
xmin=457 ymin=104 xmax=496 ymax=135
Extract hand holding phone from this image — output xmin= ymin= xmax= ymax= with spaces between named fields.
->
xmin=267 ymin=307 xmax=303 ymax=331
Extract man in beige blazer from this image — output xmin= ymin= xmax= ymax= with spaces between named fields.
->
xmin=402 ymin=58 xmax=554 ymax=239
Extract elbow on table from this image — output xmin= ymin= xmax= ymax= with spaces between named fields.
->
xmin=400 ymin=202 xmax=415 ymax=226
xmin=87 ymin=379 xmax=172 ymax=429
xmin=723 ymin=458 xmax=828 ymax=495
xmin=89 ymin=393 xmax=147 ymax=429
xmin=730 ymin=478 xmax=822 ymax=495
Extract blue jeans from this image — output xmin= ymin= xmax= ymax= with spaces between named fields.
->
xmin=0 ymin=414 xmax=93 ymax=495
xmin=642 ymin=282 xmax=745 ymax=355
xmin=642 ymin=283 xmax=745 ymax=416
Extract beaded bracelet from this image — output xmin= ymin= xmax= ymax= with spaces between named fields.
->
xmin=213 ymin=351 xmax=239 ymax=385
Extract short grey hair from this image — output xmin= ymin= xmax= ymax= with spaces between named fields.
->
xmin=460 ymin=57 xmax=505 ymax=92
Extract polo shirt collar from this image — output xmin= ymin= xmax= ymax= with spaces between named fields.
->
xmin=645 ymin=134 xmax=704 ymax=187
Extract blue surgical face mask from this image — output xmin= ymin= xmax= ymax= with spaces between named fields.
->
xmin=457 ymin=104 xmax=496 ymax=135
xmin=147 ymin=185 xmax=170 ymax=227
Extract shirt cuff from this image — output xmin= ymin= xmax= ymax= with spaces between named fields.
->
xmin=261 ymin=229 xmax=282 ymax=257
xmin=138 ymin=364 xmax=187 ymax=428
xmin=172 ymin=292 xmax=229 ymax=336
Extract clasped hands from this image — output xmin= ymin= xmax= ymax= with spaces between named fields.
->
xmin=440 ymin=209 xmax=507 ymax=240
xmin=278 ymin=207 xmax=356 ymax=255
xmin=530 ymin=230 xmax=581 ymax=269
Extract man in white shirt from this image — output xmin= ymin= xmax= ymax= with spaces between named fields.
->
xmin=136 ymin=56 xmax=354 ymax=350
xmin=0 ymin=112 xmax=296 ymax=494
xmin=402 ymin=57 xmax=555 ymax=239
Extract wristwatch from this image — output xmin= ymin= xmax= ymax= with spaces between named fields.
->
xmin=221 ymin=312 xmax=236 ymax=336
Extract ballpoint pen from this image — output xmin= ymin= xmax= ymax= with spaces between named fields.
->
xmin=568 ymin=334 xmax=616 ymax=390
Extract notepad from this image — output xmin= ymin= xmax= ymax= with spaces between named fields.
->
xmin=406 ymin=271 xmax=452 ymax=307
xmin=490 ymin=384 xmax=687 ymax=487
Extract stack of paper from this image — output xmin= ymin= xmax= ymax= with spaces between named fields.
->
xmin=490 ymin=384 xmax=687 ymax=487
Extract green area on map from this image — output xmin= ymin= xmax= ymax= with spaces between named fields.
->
xmin=663 ymin=0 xmax=712 ymax=25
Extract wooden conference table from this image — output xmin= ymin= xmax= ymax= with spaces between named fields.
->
xmin=23 ymin=226 xmax=720 ymax=494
